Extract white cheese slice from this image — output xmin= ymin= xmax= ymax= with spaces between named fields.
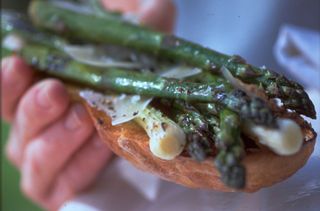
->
xmin=79 ymin=90 xmax=152 ymax=125
xmin=247 ymin=118 xmax=303 ymax=155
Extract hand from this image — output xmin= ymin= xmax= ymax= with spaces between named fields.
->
xmin=1 ymin=0 xmax=175 ymax=210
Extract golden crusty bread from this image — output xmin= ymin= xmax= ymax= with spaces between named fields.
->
xmin=67 ymin=87 xmax=316 ymax=192
xmin=83 ymin=101 xmax=316 ymax=192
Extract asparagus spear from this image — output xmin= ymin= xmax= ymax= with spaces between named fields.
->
xmin=28 ymin=0 xmax=316 ymax=118
xmin=188 ymin=71 xmax=246 ymax=188
xmin=1 ymin=9 xmax=278 ymax=127
xmin=169 ymin=100 xmax=215 ymax=161
xmin=2 ymin=33 xmax=275 ymax=127
xmin=167 ymin=99 xmax=246 ymax=188
xmin=164 ymin=98 xmax=246 ymax=188
xmin=215 ymin=109 xmax=245 ymax=189
xmin=191 ymin=71 xmax=276 ymax=127
xmin=1 ymin=10 xmax=66 ymax=50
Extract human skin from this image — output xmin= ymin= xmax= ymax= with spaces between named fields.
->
xmin=0 ymin=0 xmax=175 ymax=210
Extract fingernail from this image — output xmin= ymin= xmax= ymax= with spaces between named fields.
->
xmin=65 ymin=104 xmax=87 ymax=130
xmin=36 ymin=85 xmax=53 ymax=109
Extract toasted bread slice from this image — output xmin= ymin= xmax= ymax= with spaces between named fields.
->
xmin=67 ymin=86 xmax=316 ymax=192
xmin=84 ymin=101 xmax=316 ymax=192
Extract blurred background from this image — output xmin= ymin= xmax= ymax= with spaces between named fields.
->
xmin=1 ymin=0 xmax=319 ymax=211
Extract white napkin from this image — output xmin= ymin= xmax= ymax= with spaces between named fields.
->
xmin=60 ymin=25 xmax=320 ymax=211
xmin=274 ymin=24 xmax=320 ymax=89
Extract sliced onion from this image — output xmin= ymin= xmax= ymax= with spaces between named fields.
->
xmin=64 ymin=45 xmax=142 ymax=69
xmin=80 ymin=90 xmax=152 ymax=125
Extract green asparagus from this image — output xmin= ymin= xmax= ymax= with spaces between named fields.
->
xmin=188 ymin=72 xmax=246 ymax=189
xmin=215 ymin=109 xmax=245 ymax=189
xmin=1 ymin=10 xmax=66 ymax=50
xmin=169 ymin=100 xmax=215 ymax=161
xmin=2 ymin=34 xmax=275 ymax=126
xmin=1 ymin=10 xmax=278 ymax=127
xmin=187 ymin=70 xmax=245 ymax=188
xmin=29 ymin=0 xmax=316 ymax=118
xmin=168 ymin=99 xmax=246 ymax=189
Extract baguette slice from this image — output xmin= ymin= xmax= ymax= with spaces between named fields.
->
xmin=84 ymin=102 xmax=316 ymax=192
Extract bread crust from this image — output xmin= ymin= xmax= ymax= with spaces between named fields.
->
xmin=68 ymin=81 xmax=317 ymax=192
xmin=82 ymin=101 xmax=316 ymax=192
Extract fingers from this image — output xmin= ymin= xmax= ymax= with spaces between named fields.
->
xmin=102 ymin=0 xmax=176 ymax=33
xmin=45 ymin=134 xmax=112 ymax=210
xmin=20 ymin=103 xmax=94 ymax=201
xmin=58 ymin=134 xmax=112 ymax=194
xmin=1 ymin=56 xmax=34 ymax=122
xmin=21 ymin=132 xmax=111 ymax=210
xmin=6 ymin=79 xmax=70 ymax=167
